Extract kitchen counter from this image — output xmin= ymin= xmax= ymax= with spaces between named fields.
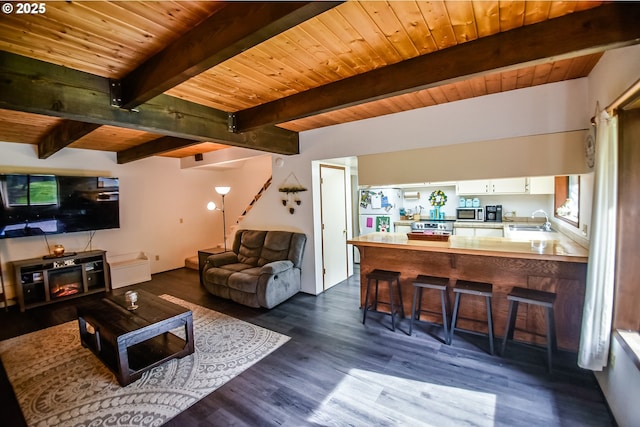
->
xmin=349 ymin=232 xmax=588 ymax=351
xmin=349 ymin=231 xmax=588 ymax=263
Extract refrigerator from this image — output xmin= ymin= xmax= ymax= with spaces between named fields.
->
xmin=355 ymin=188 xmax=401 ymax=262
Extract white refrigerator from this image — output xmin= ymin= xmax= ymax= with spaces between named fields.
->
xmin=356 ymin=188 xmax=401 ymax=262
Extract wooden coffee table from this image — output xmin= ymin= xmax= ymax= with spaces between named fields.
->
xmin=77 ymin=290 xmax=194 ymax=386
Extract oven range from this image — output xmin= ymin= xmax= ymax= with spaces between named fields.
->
xmin=411 ymin=220 xmax=454 ymax=234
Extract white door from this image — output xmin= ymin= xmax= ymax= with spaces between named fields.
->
xmin=320 ymin=165 xmax=348 ymax=291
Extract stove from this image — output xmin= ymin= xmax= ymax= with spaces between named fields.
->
xmin=411 ymin=220 xmax=454 ymax=234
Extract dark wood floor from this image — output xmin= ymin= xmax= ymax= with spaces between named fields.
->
xmin=1 ymin=268 xmax=615 ymax=426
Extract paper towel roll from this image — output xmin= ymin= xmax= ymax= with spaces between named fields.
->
xmin=403 ymin=191 xmax=420 ymax=199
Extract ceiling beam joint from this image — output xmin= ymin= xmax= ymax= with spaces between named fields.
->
xmin=109 ymin=79 xmax=123 ymax=108
xmin=228 ymin=113 xmax=237 ymax=133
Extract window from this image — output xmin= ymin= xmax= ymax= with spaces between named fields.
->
xmin=554 ymin=175 xmax=579 ymax=227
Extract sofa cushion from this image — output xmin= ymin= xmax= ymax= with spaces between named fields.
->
xmin=204 ymin=263 xmax=253 ymax=285
xmin=237 ymin=230 xmax=267 ymax=266
xmin=258 ymin=231 xmax=293 ymax=266
xmin=228 ymin=268 xmax=262 ymax=293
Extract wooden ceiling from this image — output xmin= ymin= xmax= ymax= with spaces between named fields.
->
xmin=1 ymin=1 xmax=639 ymax=163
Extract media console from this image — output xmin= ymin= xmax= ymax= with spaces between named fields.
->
xmin=12 ymin=250 xmax=110 ymax=312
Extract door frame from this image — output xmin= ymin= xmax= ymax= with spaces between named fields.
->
xmin=319 ymin=164 xmax=348 ymax=291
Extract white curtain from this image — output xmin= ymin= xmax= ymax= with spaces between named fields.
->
xmin=578 ymin=110 xmax=618 ymax=371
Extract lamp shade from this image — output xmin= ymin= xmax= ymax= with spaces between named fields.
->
xmin=215 ymin=186 xmax=231 ymax=195
xmin=207 ymin=201 xmax=216 ymax=211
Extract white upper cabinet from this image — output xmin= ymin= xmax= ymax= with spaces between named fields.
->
xmin=456 ymin=180 xmax=490 ymax=195
xmin=457 ymin=177 xmax=528 ymax=195
xmin=528 ymin=176 xmax=555 ymax=194
xmin=491 ymin=178 xmax=528 ymax=194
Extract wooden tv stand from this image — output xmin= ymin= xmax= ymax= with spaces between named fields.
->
xmin=12 ymin=250 xmax=110 ymax=312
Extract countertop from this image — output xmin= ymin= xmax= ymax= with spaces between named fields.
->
xmin=348 ymin=231 xmax=588 ymax=263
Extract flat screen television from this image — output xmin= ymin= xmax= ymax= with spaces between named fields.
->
xmin=0 ymin=174 xmax=120 ymax=239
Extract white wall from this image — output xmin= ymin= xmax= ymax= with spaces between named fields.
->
xmin=0 ymin=143 xmax=223 ymax=301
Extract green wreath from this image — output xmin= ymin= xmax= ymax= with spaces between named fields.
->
xmin=429 ymin=190 xmax=447 ymax=207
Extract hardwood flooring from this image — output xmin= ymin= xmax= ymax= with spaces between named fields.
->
xmin=0 ymin=267 xmax=615 ymax=426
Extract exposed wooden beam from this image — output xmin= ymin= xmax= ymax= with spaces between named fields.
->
xmin=120 ymin=1 xmax=342 ymax=109
xmin=0 ymin=51 xmax=299 ymax=155
xmin=233 ymin=2 xmax=640 ymax=131
xmin=37 ymin=121 xmax=101 ymax=159
xmin=117 ymin=136 xmax=200 ymax=164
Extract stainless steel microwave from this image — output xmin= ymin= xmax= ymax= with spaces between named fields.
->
xmin=456 ymin=207 xmax=484 ymax=221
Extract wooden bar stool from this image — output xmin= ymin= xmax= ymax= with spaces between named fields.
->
xmin=362 ymin=269 xmax=404 ymax=331
xmin=410 ymin=275 xmax=451 ymax=344
xmin=450 ymin=280 xmax=494 ymax=355
xmin=500 ymin=287 xmax=557 ymax=373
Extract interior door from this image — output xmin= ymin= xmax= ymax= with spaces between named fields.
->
xmin=320 ymin=165 xmax=348 ymax=291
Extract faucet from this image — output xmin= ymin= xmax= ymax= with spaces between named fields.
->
xmin=531 ymin=209 xmax=551 ymax=231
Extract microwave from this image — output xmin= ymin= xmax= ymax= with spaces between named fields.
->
xmin=456 ymin=207 xmax=484 ymax=221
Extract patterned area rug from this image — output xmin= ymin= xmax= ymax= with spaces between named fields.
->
xmin=0 ymin=295 xmax=290 ymax=426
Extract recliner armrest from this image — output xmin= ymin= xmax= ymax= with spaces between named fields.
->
xmin=206 ymin=252 xmax=239 ymax=267
xmin=260 ymin=260 xmax=294 ymax=275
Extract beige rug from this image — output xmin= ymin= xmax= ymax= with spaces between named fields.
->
xmin=0 ymin=295 xmax=290 ymax=426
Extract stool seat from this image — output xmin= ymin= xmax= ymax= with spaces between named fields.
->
xmin=414 ymin=275 xmax=449 ymax=290
xmin=453 ymin=280 xmax=492 ymax=296
xmin=410 ymin=275 xmax=451 ymax=343
xmin=362 ymin=269 xmax=405 ymax=332
xmin=501 ymin=286 xmax=557 ymax=373
xmin=450 ymin=280 xmax=494 ymax=355
xmin=366 ymin=269 xmax=401 ymax=280
xmin=507 ymin=287 xmax=556 ymax=307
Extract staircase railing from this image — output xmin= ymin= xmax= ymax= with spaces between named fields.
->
xmin=236 ymin=176 xmax=272 ymax=223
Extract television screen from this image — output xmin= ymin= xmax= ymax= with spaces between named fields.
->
xmin=0 ymin=174 xmax=120 ymax=239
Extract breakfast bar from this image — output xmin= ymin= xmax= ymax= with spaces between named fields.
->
xmin=348 ymin=232 xmax=589 ymax=351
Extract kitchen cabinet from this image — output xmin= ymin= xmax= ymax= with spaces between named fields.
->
xmin=457 ymin=178 xmax=527 ymax=195
xmin=454 ymin=226 xmax=504 ymax=237
xmin=395 ymin=225 xmax=412 ymax=234
xmin=455 ymin=227 xmax=476 ymax=236
xmin=528 ymin=176 xmax=555 ymax=194
xmin=475 ymin=228 xmax=504 ymax=237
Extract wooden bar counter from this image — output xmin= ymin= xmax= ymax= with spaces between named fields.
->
xmin=348 ymin=232 xmax=589 ymax=351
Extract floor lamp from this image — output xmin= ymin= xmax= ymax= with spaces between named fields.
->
xmin=207 ymin=186 xmax=231 ymax=251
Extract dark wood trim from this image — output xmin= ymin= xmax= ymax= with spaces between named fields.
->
xmin=120 ymin=2 xmax=342 ymax=109
xmin=0 ymin=51 xmax=299 ymax=155
xmin=234 ymin=2 xmax=640 ymax=131
xmin=37 ymin=121 xmax=101 ymax=159
xmin=614 ymin=107 xmax=640 ymax=331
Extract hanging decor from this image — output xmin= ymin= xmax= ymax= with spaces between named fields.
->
xmin=279 ymin=172 xmax=307 ymax=214
xmin=429 ymin=189 xmax=447 ymax=220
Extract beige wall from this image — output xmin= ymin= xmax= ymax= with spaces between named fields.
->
xmin=358 ymin=130 xmax=589 ymax=186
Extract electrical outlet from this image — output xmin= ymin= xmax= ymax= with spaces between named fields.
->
xmin=155 ymin=255 xmax=160 ymax=261
xmin=582 ymin=224 xmax=588 ymax=235
xmin=179 ymin=218 xmax=183 ymax=224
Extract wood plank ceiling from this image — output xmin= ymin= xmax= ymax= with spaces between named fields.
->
xmin=0 ymin=1 xmax=639 ymax=163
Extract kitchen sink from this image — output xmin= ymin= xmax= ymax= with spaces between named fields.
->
xmin=508 ymin=225 xmax=555 ymax=232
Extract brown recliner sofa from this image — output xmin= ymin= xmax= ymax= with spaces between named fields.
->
xmin=202 ymin=229 xmax=307 ymax=308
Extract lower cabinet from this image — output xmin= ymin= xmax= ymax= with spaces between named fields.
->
xmin=12 ymin=250 xmax=110 ymax=312
xmin=455 ymin=227 xmax=504 ymax=237
xmin=395 ymin=225 xmax=412 ymax=234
